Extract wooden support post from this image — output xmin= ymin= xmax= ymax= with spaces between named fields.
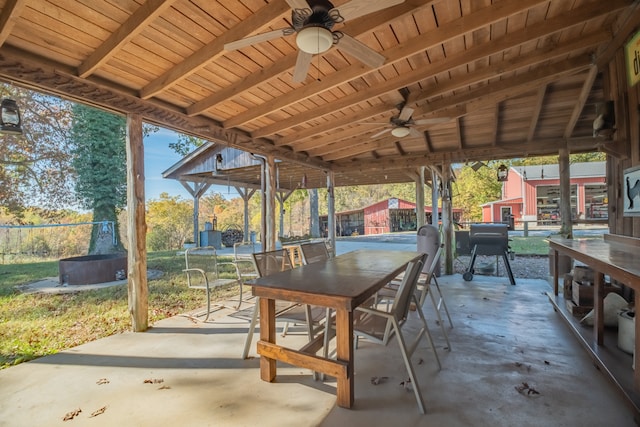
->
xmin=265 ymin=156 xmax=277 ymax=251
xmin=416 ymin=167 xmax=426 ymax=229
xmin=309 ymin=189 xmax=320 ymax=238
xmin=559 ymin=148 xmax=573 ymax=238
xmin=431 ymin=168 xmax=439 ymax=226
xmin=327 ymin=171 xmax=336 ymax=257
xmin=125 ymin=113 xmax=148 ymax=332
xmin=442 ymin=164 xmax=454 ymax=275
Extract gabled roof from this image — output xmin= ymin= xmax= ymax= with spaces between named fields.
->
xmin=512 ymin=162 xmax=606 ymax=181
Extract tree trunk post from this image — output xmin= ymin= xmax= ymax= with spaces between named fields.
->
xmin=416 ymin=166 xmax=426 ymax=229
xmin=125 ymin=113 xmax=148 ymax=332
xmin=559 ymin=148 xmax=573 ymax=238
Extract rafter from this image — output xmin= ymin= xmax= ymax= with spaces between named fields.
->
xmin=140 ymin=0 xmax=292 ymax=99
xmin=251 ymin=2 xmax=618 ymax=139
xmin=78 ymin=0 xmax=176 ymax=78
xmin=0 ymin=0 xmax=26 ymax=46
xmin=527 ymin=85 xmax=547 ymax=141
xmin=563 ymin=66 xmax=599 ymax=139
xmin=188 ymin=0 xmax=430 ymax=117
xmin=237 ymin=0 xmax=550 ymax=130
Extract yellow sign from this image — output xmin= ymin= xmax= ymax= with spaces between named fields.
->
xmin=625 ymin=30 xmax=640 ymax=87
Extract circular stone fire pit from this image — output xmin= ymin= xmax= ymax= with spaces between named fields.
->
xmin=59 ymin=253 xmax=127 ymax=286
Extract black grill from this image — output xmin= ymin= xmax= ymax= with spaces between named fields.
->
xmin=463 ymin=223 xmax=516 ymax=285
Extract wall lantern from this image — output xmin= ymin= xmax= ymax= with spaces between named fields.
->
xmin=0 ymin=99 xmax=22 ymax=135
xmin=300 ymin=173 xmax=308 ymax=189
xmin=497 ymin=164 xmax=508 ymax=182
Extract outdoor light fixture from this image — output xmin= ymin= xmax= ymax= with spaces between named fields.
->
xmin=216 ymin=153 xmax=223 ymax=165
xmin=497 ymin=164 xmax=508 ymax=182
xmin=301 ymin=173 xmax=308 ymax=189
xmin=391 ymin=126 xmax=411 ymax=138
xmin=296 ymin=26 xmax=333 ymax=54
xmin=0 ymin=98 xmax=22 ymax=135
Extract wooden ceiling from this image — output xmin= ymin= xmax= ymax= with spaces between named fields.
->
xmin=0 ymin=0 xmax=638 ymax=184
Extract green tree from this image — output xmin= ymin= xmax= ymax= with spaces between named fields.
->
xmin=146 ymin=193 xmax=193 ymax=250
xmin=453 ymin=163 xmax=503 ymax=222
xmin=70 ymin=105 xmax=126 ymax=254
xmin=0 ymin=84 xmax=75 ymax=213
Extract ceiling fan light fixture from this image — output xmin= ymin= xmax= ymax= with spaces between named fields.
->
xmin=296 ymin=26 xmax=333 ymax=54
xmin=391 ymin=126 xmax=411 ymax=138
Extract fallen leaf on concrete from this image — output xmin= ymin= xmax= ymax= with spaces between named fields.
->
xmin=63 ymin=409 xmax=81 ymax=421
xmin=544 ymin=360 xmax=550 ymax=365
xmin=96 ymin=378 xmax=109 ymax=385
xmin=158 ymin=385 xmax=171 ymax=390
xmin=515 ymin=382 xmax=540 ymax=396
xmin=417 ymin=358 xmax=424 ymax=365
xmin=143 ymin=378 xmax=164 ymax=384
xmin=370 ymin=376 xmax=388 ymax=385
xmin=89 ymin=406 xmax=106 ymax=418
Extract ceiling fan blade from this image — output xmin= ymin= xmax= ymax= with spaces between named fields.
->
xmin=336 ymin=0 xmax=405 ymax=21
xmin=286 ymin=0 xmax=310 ymax=9
xmin=370 ymin=128 xmax=391 ymax=139
xmin=224 ymin=29 xmax=290 ymax=51
xmin=398 ymin=106 xmax=414 ymax=122
xmin=408 ymin=127 xmax=422 ymax=138
xmin=292 ymin=51 xmax=313 ymax=83
xmin=413 ymin=117 xmax=453 ymax=125
xmin=337 ymin=34 xmax=385 ymax=68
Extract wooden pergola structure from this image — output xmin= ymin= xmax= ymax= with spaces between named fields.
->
xmin=0 ymin=0 xmax=639 ymax=330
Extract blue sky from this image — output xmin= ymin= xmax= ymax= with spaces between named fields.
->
xmin=143 ymin=127 xmax=239 ymax=201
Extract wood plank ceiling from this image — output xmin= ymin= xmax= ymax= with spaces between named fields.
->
xmin=0 ymin=0 xmax=637 ymax=188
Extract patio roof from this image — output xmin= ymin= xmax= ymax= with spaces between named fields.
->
xmin=0 ymin=0 xmax=636 ymax=186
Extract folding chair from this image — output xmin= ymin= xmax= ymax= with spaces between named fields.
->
xmin=241 ymin=249 xmax=326 ymax=359
xmin=183 ymin=246 xmax=239 ymax=321
xmin=299 ymin=241 xmax=330 ymax=265
xmin=378 ymin=244 xmax=452 ymax=350
xmin=352 ymin=254 xmax=437 ymax=414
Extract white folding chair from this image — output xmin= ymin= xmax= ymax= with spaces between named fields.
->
xmin=352 ymin=254 xmax=437 ymax=414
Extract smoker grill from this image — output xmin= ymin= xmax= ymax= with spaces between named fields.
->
xmin=462 ymin=223 xmax=516 ymax=285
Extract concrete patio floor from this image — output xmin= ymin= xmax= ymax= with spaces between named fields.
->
xmin=0 ymin=273 xmax=636 ymax=427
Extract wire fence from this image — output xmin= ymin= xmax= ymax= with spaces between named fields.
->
xmin=0 ymin=221 xmax=116 ymax=264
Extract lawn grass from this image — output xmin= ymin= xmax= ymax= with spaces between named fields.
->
xmin=0 ymin=250 xmax=242 ymax=368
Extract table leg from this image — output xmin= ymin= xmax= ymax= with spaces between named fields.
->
xmin=335 ymin=308 xmax=354 ymax=408
xmin=593 ymin=272 xmax=604 ymax=346
xmin=553 ymin=249 xmax=559 ymax=296
xmin=259 ymin=297 xmax=276 ymax=382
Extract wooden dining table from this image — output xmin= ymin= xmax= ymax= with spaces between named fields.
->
xmin=248 ymin=249 xmax=423 ymax=408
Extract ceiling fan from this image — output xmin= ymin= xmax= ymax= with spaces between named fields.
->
xmin=362 ymin=96 xmax=453 ymax=139
xmin=224 ymin=0 xmax=404 ymax=83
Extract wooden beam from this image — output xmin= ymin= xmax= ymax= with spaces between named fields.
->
xmin=0 ymin=46 xmax=332 ymax=170
xmin=125 ymin=113 xmax=148 ymax=332
xmin=596 ymin=1 xmax=640 ymax=70
xmin=0 ymin=0 xmax=26 ymax=46
xmin=563 ymin=66 xmax=598 ymax=139
xmin=424 ymin=131 xmax=433 ymax=153
xmin=492 ymin=103 xmax=500 ymax=146
xmin=188 ymin=0 xmax=429 ymax=116
xmin=455 ymin=117 xmax=463 ymax=150
xmin=330 ymin=136 xmax=603 ymax=172
xmin=78 ymin=0 xmax=176 ymax=78
xmin=320 ymin=58 xmax=590 ymax=161
xmin=140 ymin=0 xmax=292 ymax=99
xmin=527 ymin=86 xmax=547 ymax=141
xmin=254 ymin=16 xmax=614 ymax=139
xmin=248 ymin=0 xmax=554 ymax=135
xmin=394 ymin=141 xmax=406 ymax=156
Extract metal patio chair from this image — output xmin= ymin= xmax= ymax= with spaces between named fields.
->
xmin=233 ymin=241 xmax=258 ymax=309
xmin=183 ymin=246 xmax=239 ymax=322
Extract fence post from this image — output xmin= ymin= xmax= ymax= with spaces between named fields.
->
xmin=524 ymin=221 xmax=529 ymax=237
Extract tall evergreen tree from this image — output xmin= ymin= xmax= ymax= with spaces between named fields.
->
xmin=71 ymin=105 xmax=126 ymax=254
